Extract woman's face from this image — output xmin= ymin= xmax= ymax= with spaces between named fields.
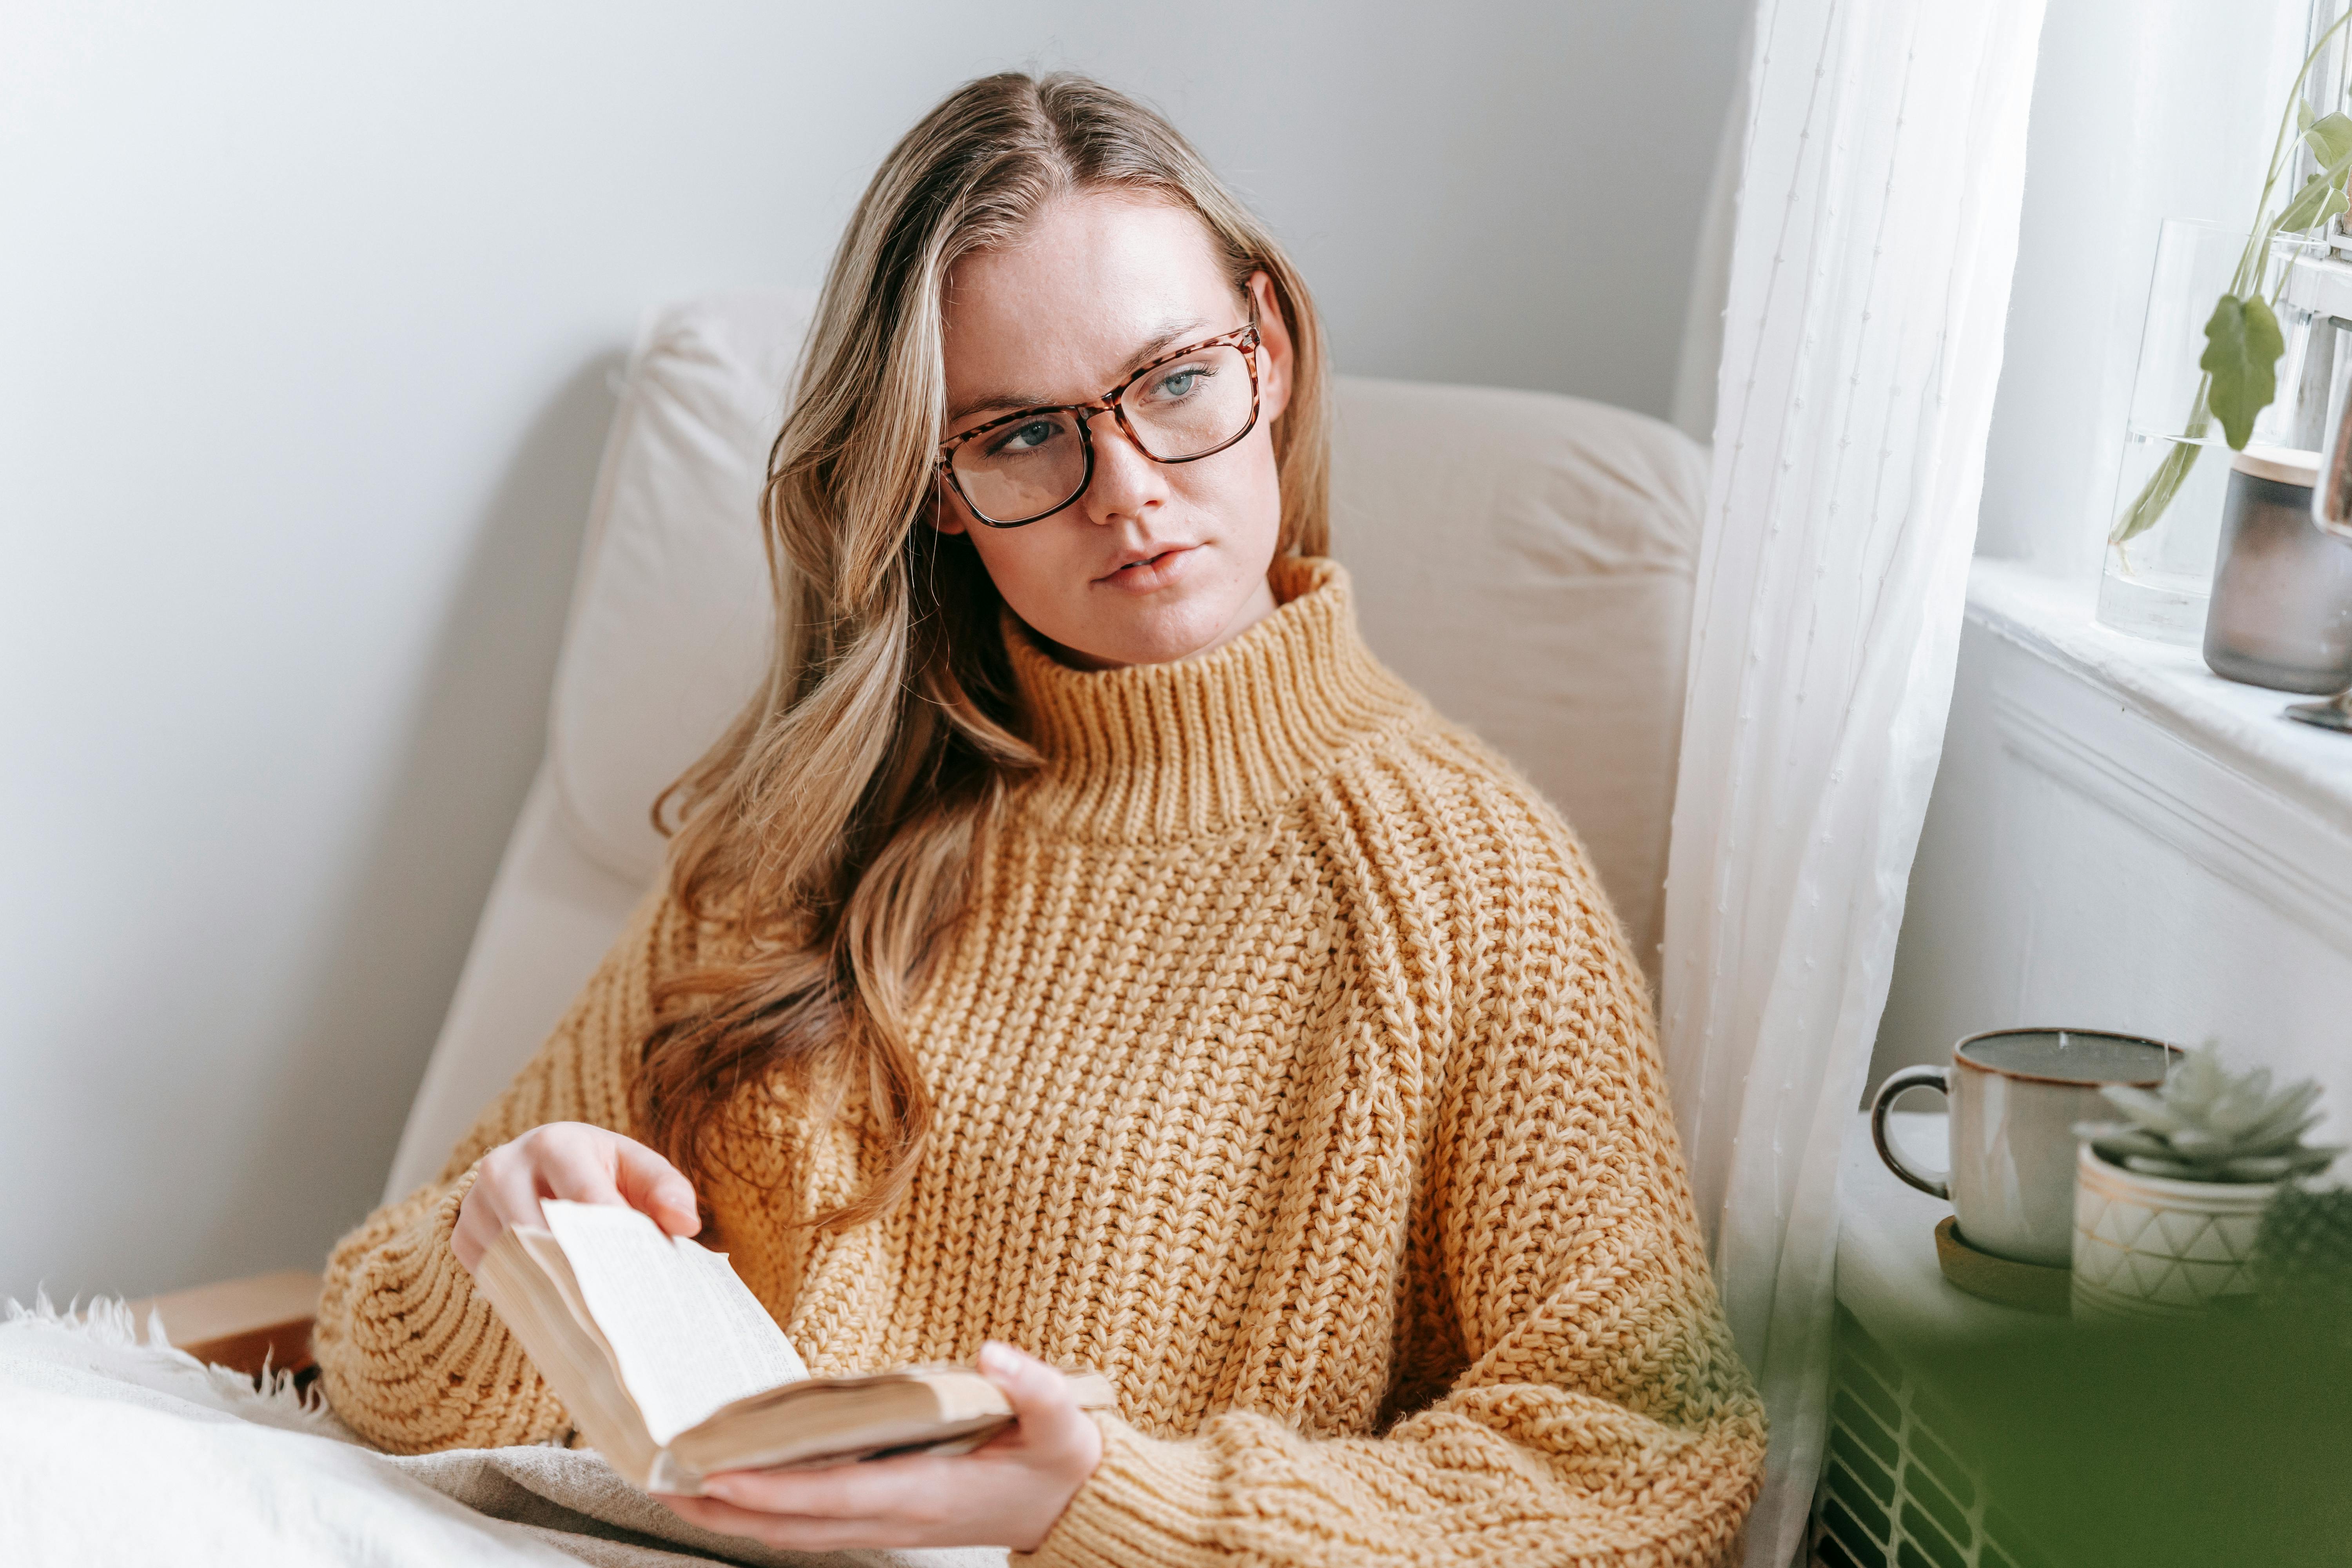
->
xmin=936 ymin=193 xmax=1294 ymax=670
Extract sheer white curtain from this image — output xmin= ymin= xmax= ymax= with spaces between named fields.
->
xmin=1659 ymin=2 xmax=2048 ymax=1564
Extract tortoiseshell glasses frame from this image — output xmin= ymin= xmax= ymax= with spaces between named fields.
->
xmin=935 ymin=316 xmax=1263 ymax=528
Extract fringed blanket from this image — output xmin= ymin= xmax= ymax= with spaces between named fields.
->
xmin=0 ymin=1296 xmax=1008 ymax=1568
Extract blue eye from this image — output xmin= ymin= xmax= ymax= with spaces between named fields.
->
xmin=1156 ymin=367 xmax=1205 ymax=399
xmin=990 ymin=418 xmax=1062 ymax=457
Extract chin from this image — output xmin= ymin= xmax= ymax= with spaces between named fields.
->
xmin=1049 ymin=595 xmax=1233 ymax=668
xmin=1112 ymin=593 xmax=1250 ymax=664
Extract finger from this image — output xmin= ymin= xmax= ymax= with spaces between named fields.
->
xmin=481 ymin=1150 xmax=555 ymax=1236
xmin=452 ymin=1153 xmax=548 ymax=1271
xmin=611 ymin=1136 xmax=701 ymax=1237
xmin=978 ymin=1341 xmax=1085 ymax=1451
xmin=653 ymin=1494 xmax=927 ymax=1551
xmin=698 ymin=1451 xmax=957 ymax=1521
xmin=534 ymin=1138 xmax=630 ymax=1208
xmin=450 ymin=1193 xmax=494 ymax=1271
xmin=977 ymin=1341 xmax=1102 ymax=1481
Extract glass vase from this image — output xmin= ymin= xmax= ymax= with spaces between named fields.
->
xmin=2100 ymin=219 xmax=2334 ymax=643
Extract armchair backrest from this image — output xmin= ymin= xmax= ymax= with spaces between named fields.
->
xmin=383 ymin=290 xmax=1702 ymax=1201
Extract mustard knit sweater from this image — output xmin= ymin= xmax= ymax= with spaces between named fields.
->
xmin=317 ymin=558 xmax=1764 ymax=1566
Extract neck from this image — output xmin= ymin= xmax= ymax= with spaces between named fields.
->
xmin=1003 ymin=557 xmax=1422 ymax=842
xmin=1038 ymin=573 xmax=1281 ymax=672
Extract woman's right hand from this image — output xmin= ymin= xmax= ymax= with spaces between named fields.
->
xmin=451 ymin=1122 xmax=702 ymax=1272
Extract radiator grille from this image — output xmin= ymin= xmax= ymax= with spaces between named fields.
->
xmin=1808 ymin=1307 xmax=2050 ymax=1568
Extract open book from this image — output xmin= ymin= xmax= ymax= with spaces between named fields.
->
xmin=471 ymin=1200 xmax=1114 ymax=1495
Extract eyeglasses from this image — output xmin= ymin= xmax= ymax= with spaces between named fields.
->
xmin=936 ymin=317 xmax=1263 ymax=528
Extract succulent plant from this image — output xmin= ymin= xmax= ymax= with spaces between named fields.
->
xmin=2076 ymin=1046 xmax=2342 ymax=1185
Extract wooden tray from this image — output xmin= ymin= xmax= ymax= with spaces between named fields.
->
xmin=127 ymin=1268 xmax=322 ymax=1376
xmin=1934 ymin=1217 xmax=2071 ymax=1315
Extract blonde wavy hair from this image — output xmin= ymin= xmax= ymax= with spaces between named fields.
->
xmin=637 ymin=71 xmax=1332 ymax=1228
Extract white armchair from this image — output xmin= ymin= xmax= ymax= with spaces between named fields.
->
xmin=160 ymin=289 xmax=1705 ymax=1371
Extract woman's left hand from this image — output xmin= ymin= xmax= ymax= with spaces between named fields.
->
xmin=654 ymin=1341 xmax=1104 ymax=1554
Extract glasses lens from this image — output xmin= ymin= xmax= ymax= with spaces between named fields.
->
xmin=1119 ymin=344 xmax=1254 ymax=461
xmin=950 ymin=409 xmax=1088 ymax=524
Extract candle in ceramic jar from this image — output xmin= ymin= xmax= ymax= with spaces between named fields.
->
xmin=2202 ymin=444 xmax=2352 ymax=694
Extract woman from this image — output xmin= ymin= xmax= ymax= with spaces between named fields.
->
xmin=316 ymin=71 xmax=1764 ymax=1564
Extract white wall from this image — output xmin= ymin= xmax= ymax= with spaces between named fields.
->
xmin=0 ymin=1 xmax=1747 ymax=1302
xmin=1873 ymin=608 xmax=2352 ymax=1139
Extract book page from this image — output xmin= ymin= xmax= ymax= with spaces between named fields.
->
xmin=542 ymin=1200 xmax=809 ymax=1443
xmin=478 ymin=1229 xmax=661 ymax=1486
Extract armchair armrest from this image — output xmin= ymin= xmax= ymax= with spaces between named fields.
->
xmin=128 ymin=1268 xmax=322 ymax=1379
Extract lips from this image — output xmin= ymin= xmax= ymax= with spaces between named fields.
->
xmin=1094 ymin=543 xmax=1200 ymax=593
xmin=1097 ymin=544 xmax=1195 ymax=581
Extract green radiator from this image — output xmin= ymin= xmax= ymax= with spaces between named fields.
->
xmin=1808 ymin=1307 xmax=2049 ymax=1568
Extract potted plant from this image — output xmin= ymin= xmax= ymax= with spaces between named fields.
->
xmin=2071 ymin=1047 xmax=2341 ymax=1317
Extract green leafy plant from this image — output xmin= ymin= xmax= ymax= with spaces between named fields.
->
xmin=2254 ymin=1183 xmax=2352 ymax=1312
xmin=2075 ymin=1045 xmax=2342 ymax=1184
xmin=2112 ymin=16 xmax=2352 ymax=548
xmin=2198 ymin=293 xmax=2285 ymax=451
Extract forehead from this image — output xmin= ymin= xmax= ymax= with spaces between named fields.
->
xmin=942 ymin=193 xmax=1236 ymax=401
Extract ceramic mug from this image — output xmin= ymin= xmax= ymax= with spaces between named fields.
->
xmin=1870 ymin=1028 xmax=2177 ymax=1267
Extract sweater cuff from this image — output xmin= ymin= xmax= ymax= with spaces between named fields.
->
xmin=317 ymin=1160 xmax=554 ymax=1453
xmin=1020 ymin=1415 xmax=1221 ymax=1568
xmin=386 ymin=1165 xmax=480 ymax=1335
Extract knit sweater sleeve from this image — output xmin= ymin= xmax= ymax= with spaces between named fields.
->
xmin=1024 ymin=798 xmax=1766 ymax=1568
xmin=313 ymin=885 xmax=690 ymax=1454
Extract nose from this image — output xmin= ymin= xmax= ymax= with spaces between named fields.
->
xmin=1078 ymin=406 xmax=1170 ymax=525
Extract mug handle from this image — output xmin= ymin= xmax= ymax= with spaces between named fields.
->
xmin=1869 ymin=1064 xmax=1951 ymax=1199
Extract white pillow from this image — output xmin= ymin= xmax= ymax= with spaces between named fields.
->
xmin=546 ymin=289 xmax=814 ymax=884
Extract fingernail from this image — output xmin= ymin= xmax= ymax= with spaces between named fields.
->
xmin=704 ymin=1479 xmax=740 ymax=1502
xmin=978 ymin=1341 xmax=1016 ymax=1374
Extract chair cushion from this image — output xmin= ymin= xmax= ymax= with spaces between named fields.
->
xmin=1330 ymin=377 xmax=1702 ymax=965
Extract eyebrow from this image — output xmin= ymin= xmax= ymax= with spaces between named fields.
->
xmin=945 ymin=315 xmax=1214 ymax=430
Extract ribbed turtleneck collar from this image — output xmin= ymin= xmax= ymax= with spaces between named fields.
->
xmin=1003 ymin=557 xmax=1423 ymax=843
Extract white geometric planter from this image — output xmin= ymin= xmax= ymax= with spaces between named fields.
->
xmin=2071 ymin=1143 xmax=2274 ymax=1318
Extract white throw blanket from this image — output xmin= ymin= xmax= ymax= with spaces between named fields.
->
xmin=0 ymin=1297 xmax=1009 ymax=1568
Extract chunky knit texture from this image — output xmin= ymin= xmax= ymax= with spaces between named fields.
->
xmin=316 ymin=558 xmax=1764 ymax=1566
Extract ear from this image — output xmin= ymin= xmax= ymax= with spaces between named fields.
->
xmin=1246 ymin=270 xmax=1295 ymax=425
xmin=927 ymin=469 xmax=970 ymax=536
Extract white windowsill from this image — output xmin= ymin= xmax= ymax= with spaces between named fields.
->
xmin=1964 ymin=558 xmax=2352 ymax=834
